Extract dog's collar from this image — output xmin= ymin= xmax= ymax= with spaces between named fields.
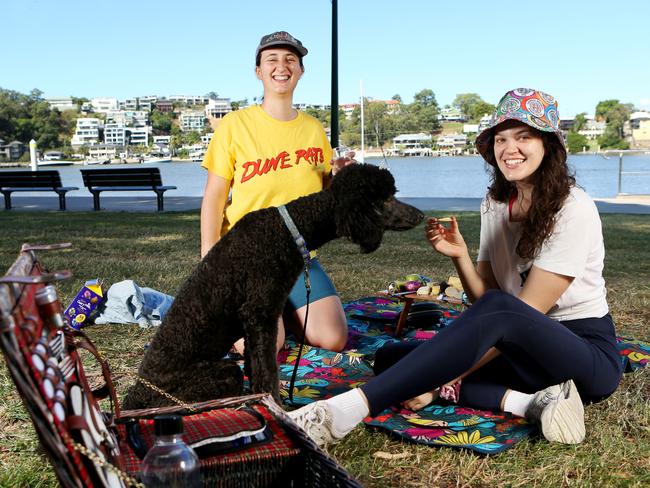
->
xmin=277 ymin=205 xmax=311 ymax=271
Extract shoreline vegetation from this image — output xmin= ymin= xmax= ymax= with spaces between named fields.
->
xmin=1 ymin=211 xmax=649 ymax=486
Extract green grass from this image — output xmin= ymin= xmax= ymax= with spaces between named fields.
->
xmin=1 ymin=210 xmax=649 ymax=486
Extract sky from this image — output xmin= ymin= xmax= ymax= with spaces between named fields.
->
xmin=3 ymin=0 xmax=650 ymax=118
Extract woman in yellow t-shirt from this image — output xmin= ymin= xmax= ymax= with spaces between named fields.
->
xmin=200 ymin=31 xmax=352 ymax=354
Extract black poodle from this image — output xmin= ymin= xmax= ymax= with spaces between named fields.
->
xmin=122 ymin=164 xmax=423 ymax=409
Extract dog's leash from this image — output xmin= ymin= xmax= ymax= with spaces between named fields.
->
xmin=277 ymin=205 xmax=311 ymax=405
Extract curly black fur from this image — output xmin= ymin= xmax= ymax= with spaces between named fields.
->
xmin=122 ymin=164 xmax=424 ymax=409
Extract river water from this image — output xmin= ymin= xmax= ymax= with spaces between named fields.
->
xmin=3 ymin=154 xmax=650 ymax=198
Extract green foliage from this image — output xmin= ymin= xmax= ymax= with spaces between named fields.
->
xmin=231 ymin=99 xmax=248 ymax=111
xmin=573 ymin=113 xmax=588 ymax=132
xmin=594 ymin=99 xmax=633 ymax=149
xmin=0 ymin=87 xmax=68 ymax=150
xmin=566 ymin=132 xmax=589 ymax=153
xmin=598 ymin=129 xmax=630 ymax=150
xmin=150 ymin=109 xmax=173 ymax=134
xmin=452 ymin=93 xmax=494 ymax=122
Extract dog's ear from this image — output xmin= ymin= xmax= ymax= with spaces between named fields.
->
xmin=334 ymin=200 xmax=385 ymax=253
xmin=331 ymin=164 xmax=396 ymax=253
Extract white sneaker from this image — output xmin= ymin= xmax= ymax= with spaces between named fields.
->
xmin=287 ymin=401 xmax=345 ymax=447
xmin=526 ymin=380 xmax=585 ymax=444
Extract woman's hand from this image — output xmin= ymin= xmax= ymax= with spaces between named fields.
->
xmin=425 ymin=216 xmax=468 ymax=258
xmin=331 ymin=150 xmax=356 ymax=176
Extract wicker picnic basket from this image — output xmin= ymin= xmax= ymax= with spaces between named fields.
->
xmin=0 ymin=243 xmax=362 ymax=487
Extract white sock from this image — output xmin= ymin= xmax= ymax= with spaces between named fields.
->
xmin=326 ymin=388 xmax=370 ymax=435
xmin=503 ymin=390 xmax=534 ymax=418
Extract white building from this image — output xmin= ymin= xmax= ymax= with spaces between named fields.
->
xmin=106 ymin=110 xmax=148 ymax=127
xmin=438 ymin=107 xmax=466 ymax=122
xmin=71 ymin=118 xmax=101 ymax=147
xmin=340 ymin=103 xmax=358 ymax=120
xmin=128 ymin=126 xmax=150 ymax=146
xmin=104 ymin=123 xmax=127 ymax=146
xmin=437 ymin=133 xmax=468 ymax=148
xmin=477 ymin=114 xmax=492 ymax=132
xmin=91 ymin=97 xmax=119 ymax=113
xmin=463 ymin=124 xmax=479 ymax=134
xmin=578 ymin=117 xmax=606 ymax=140
xmin=180 ymin=110 xmax=206 ymax=132
xmin=169 ymin=95 xmax=210 ymax=106
xmin=119 ymin=99 xmax=139 ymax=111
xmin=205 ymin=98 xmax=232 ymax=119
xmin=201 ymin=133 xmax=212 ymax=145
xmin=46 ymin=97 xmax=76 ymax=111
xmin=392 ymin=133 xmax=432 ymax=148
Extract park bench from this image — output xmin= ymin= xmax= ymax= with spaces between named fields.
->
xmin=0 ymin=170 xmax=78 ymax=210
xmin=80 ymin=167 xmax=177 ymax=211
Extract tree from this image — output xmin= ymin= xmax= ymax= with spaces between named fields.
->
xmin=151 ymin=109 xmax=173 ymax=134
xmin=595 ymin=99 xmax=632 ymax=147
xmin=566 ymin=132 xmax=589 ymax=153
xmin=391 ymin=94 xmax=402 ymax=103
xmin=452 ymin=93 xmax=494 ymax=122
xmin=453 ymin=93 xmax=481 ymax=113
xmin=413 ymin=89 xmax=437 ymax=107
xmin=231 ymin=99 xmax=248 ymax=111
xmin=205 ymin=91 xmax=219 ymax=100
xmin=409 ymin=89 xmax=441 ymax=133
xmin=573 ymin=113 xmax=587 ymax=132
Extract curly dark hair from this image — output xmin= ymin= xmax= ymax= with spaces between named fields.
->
xmin=482 ymin=130 xmax=575 ymax=260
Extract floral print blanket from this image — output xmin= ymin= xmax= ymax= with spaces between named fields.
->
xmin=275 ymin=296 xmax=649 ymax=455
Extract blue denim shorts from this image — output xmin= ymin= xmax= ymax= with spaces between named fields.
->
xmin=286 ymin=258 xmax=338 ymax=310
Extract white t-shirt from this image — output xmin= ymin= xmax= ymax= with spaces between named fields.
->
xmin=477 ymin=187 xmax=608 ymax=321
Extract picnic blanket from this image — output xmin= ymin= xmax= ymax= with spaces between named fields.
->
xmin=277 ymin=296 xmax=650 ymax=455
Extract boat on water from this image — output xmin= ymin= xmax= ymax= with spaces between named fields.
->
xmin=189 ymin=150 xmax=204 ymax=162
xmin=141 ymin=157 xmax=172 ymax=164
xmin=38 ymin=150 xmax=77 ymax=166
xmin=37 ymin=160 xmax=76 ymax=167
xmin=83 ymin=158 xmax=111 ymax=166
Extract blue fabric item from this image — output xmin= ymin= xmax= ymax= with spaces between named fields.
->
xmin=95 ymin=280 xmax=174 ymax=328
xmin=285 ymin=258 xmax=338 ymax=310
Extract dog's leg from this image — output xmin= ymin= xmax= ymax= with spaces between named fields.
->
xmin=240 ymin=310 xmax=282 ymax=403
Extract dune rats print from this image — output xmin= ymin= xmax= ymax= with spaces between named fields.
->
xmin=240 ymin=147 xmax=325 ymax=183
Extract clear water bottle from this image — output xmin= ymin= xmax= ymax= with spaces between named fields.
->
xmin=140 ymin=414 xmax=202 ymax=487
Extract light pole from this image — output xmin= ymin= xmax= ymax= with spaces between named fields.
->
xmin=330 ymin=0 xmax=339 ymax=150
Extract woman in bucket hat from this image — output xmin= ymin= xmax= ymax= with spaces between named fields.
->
xmin=201 ymin=31 xmax=353 ymax=354
xmin=289 ymin=88 xmax=622 ymax=447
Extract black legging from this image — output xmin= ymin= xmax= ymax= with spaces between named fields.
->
xmin=360 ymin=290 xmax=622 ymax=417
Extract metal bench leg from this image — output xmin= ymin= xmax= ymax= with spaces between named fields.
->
xmin=156 ymin=191 xmax=164 ymax=211
xmin=3 ymin=191 xmax=11 ymax=210
xmin=92 ymin=191 xmax=101 ymax=211
xmin=58 ymin=192 xmax=66 ymax=211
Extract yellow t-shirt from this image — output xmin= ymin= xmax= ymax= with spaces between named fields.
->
xmin=203 ymin=105 xmax=332 ymax=235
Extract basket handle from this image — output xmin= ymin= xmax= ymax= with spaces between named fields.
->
xmin=0 ymin=270 xmax=72 ymax=284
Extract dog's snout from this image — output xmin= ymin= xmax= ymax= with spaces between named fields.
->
xmin=383 ymin=198 xmax=424 ymax=230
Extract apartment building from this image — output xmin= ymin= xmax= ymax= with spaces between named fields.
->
xmin=180 ymin=110 xmax=206 ymax=132
xmin=45 ymin=97 xmax=76 ymax=111
xmin=91 ymin=97 xmax=119 ymax=113
xmin=71 ymin=118 xmax=102 ymax=147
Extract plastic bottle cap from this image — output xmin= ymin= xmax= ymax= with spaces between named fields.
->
xmin=153 ymin=414 xmax=184 ymax=436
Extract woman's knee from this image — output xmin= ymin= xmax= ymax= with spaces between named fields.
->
xmin=290 ymin=295 xmax=348 ymax=351
xmin=474 ymin=289 xmax=521 ymax=312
